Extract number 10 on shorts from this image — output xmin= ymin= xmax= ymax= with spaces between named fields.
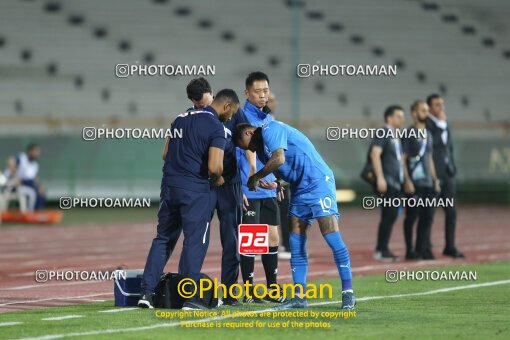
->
xmin=238 ymin=224 xmax=269 ymax=254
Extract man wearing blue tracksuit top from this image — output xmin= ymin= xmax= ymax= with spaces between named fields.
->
xmin=238 ymin=72 xmax=285 ymax=304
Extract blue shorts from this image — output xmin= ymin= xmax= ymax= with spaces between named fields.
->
xmin=289 ymin=177 xmax=339 ymax=225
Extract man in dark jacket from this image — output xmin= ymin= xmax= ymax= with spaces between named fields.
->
xmin=425 ymin=94 xmax=464 ymax=258
xmin=370 ymin=105 xmax=405 ymax=261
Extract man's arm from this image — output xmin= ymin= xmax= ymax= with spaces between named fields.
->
xmin=429 ymin=153 xmax=440 ymax=192
xmin=370 ymin=145 xmax=387 ymax=194
xmin=402 ymin=153 xmax=415 ymax=195
xmin=208 ymin=146 xmax=224 ymax=186
xmin=162 ymin=137 xmax=170 ymax=160
xmin=245 ymin=150 xmax=257 ymax=177
xmin=247 ymin=148 xmax=285 ymax=191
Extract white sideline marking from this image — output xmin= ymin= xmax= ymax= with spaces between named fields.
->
xmin=0 ymin=322 xmax=22 ymax=327
xmin=41 ymin=315 xmax=83 ymax=321
xmin=0 ymin=293 xmax=112 ymax=307
xmin=98 ymin=307 xmax=138 ymax=313
xmin=16 ymin=279 xmax=510 ymax=340
xmin=1 ymin=280 xmax=106 ymax=291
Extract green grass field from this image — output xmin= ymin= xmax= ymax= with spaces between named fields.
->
xmin=1 ymin=261 xmax=509 ymax=339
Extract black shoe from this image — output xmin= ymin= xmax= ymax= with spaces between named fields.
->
xmin=137 ymin=292 xmax=154 ymax=309
xmin=374 ymin=250 xmax=399 ymax=262
xmin=405 ymin=251 xmax=421 ymax=260
xmin=443 ymin=248 xmax=465 ymax=259
xmin=421 ymin=250 xmax=435 ymax=260
xmin=222 ymin=296 xmax=241 ymax=306
xmin=262 ymin=284 xmax=287 ymax=303
xmin=182 ymin=300 xmax=209 ymax=310
xmin=243 ymin=293 xmax=267 ymax=304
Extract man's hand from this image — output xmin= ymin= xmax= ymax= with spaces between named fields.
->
xmin=376 ymin=177 xmax=387 ymax=194
xmin=212 ymin=176 xmax=225 ymax=187
xmin=242 ymin=194 xmax=249 ymax=212
xmin=247 ymin=174 xmax=260 ymax=191
xmin=277 ymin=186 xmax=285 ymax=202
xmin=403 ymin=180 xmax=415 ymax=195
xmin=259 ymin=179 xmax=277 ymax=190
xmin=434 ymin=179 xmax=441 ymax=193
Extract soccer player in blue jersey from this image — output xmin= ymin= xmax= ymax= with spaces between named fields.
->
xmin=234 ymin=121 xmax=356 ymax=310
xmin=138 ymin=89 xmax=240 ymax=311
xmin=237 ymin=72 xmax=285 ymax=304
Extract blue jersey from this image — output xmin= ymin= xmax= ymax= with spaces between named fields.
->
xmin=260 ymin=120 xmax=334 ymax=196
xmin=238 ymin=100 xmax=277 ymax=199
xmin=162 ymin=108 xmax=226 ymax=192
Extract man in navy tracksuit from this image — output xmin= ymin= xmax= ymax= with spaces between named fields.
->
xmin=138 ymin=89 xmax=240 ymax=310
xmin=182 ymin=78 xmax=251 ymax=306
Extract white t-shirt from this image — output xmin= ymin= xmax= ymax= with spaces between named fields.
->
xmin=16 ymin=152 xmax=39 ymax=181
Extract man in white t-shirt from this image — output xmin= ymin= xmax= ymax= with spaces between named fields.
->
xmin=16 ymin=143 xmax=45 ymax=211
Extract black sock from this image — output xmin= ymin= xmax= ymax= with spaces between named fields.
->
xmin=261 ymin=246 xmax=278 ymax=286
xmin=240 ymin=254 xmax=255 ymax=287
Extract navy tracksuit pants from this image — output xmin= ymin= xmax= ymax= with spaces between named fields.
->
xmin=141 ymin=182 xmax=242 ymax=295
xmin=179 ymin=182 xmax=242 ymax=289
xmin=141 ymin=185 xmax=212 ymax=296
xmin=211 ymin=182 xmax=243 ymax=290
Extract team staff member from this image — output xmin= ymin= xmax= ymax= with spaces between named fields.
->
xmin=138 ymin=90 xmax=240 ymax=311
xmin=402 ymin=100 xmax=440 ymax=260
xmin=237 ymin=72 xmax=285 ymax=304
xmin=370 ymin=106 xmax=405 ymax=261
xmin=425 ymin=94 xmax=464 ymax=258
xmin=179 ymin=78 xmax=250 ymax=306
xmin=267 ymin=92 xmax=291 ymax=258
xmin=235 ymin=121 xmax=355 ymax=310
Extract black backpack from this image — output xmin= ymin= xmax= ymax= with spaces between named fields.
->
xmin=153 ymin=272 xmax=218 ymax=309
xmin=360 ymin=145 xmax=376 ymax=186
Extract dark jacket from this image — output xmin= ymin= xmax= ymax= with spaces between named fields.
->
xmin=425 ymin=116 xmax=457 ymax=179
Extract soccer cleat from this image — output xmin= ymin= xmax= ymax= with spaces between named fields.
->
xmin=263 ymin=284 xmax=287 ymax=303
xmin=273 ymin=297 xmax=308 ymax=310
xmin=137 ymin=293 xmax=154 ymax=309
xmin=222 ymin=297 xmax=242 ymax=306
xmin=182 ymin=300 xmax=209 ymax=310
xmin=243 ymin=293 xmax=267 ymax=304
xmin=341 ymin=291 xmax=356 ymax=310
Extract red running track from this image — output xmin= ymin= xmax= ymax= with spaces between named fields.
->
xmin=1 ymin=205 xmax=509 ymax=313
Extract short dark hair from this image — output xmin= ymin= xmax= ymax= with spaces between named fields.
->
xmin=426 ymin=93 xmax=442 ymax=106
xmin=186 ymin=77 xmax=212 ymax=101
xmin=233 ymin=123 xmax=253 ymax=144
xmin=213 ymin=89 xmax=240 ymax=104
xmin=26 ymin=143 xmax=39 ymax=152
xmin=245 ymin=71 xmax=269 ymax=88
xmin=384 ymin=105 xmax=404 ymax=122
xmin=410 ymin=100 xmax=426 ymax=113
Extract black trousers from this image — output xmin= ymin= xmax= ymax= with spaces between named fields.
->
xmin=403 ymin=186 xmax=436 ymax=256
xmin=439 ymin=177 xmax=457 ymax=251
xmin=376 ymin=187 xmax=400 ymax=253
